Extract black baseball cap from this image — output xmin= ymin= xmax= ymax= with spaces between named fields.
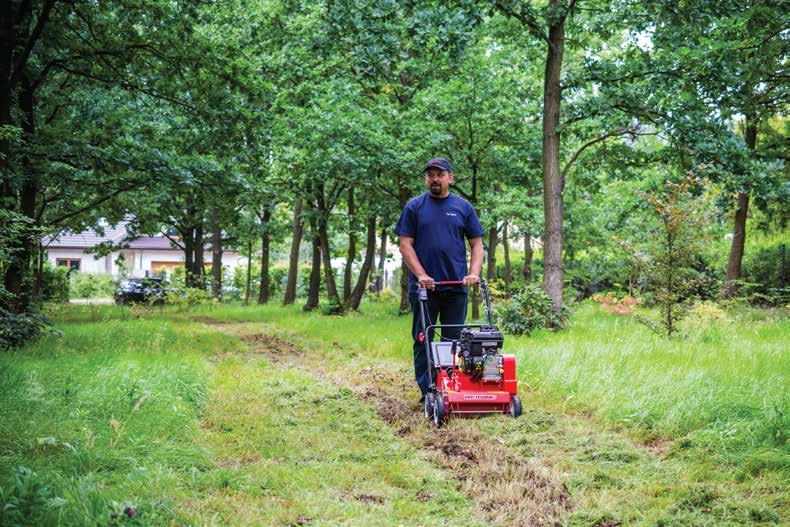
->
xmin=423 ymin=157 xmax=452 ymax=173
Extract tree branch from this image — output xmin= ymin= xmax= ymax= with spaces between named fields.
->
xmin=494 ymin=1 xmax=548 ymax=44
xmin=10 ymin=0 xmax=57 ymax=88
xmin=561 ymin=127 xmax=635 ymax=181
xmin=160 ymin=230 xmax=184 ymax=250
xmin=49 ymin=183 xmax=140 ymax=226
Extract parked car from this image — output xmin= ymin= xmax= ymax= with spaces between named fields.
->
xmin=114 ymin=278 xmax=176 ymax=305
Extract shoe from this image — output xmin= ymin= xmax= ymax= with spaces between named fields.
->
xmin=419 ymin=394 xmax=426 ymax=404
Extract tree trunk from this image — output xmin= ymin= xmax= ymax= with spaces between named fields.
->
xmin=315 ymin=186 xmax=342 ymax=308
xmin=523 ymin=228 xmax=533 ymax=282
xmin=211 ymin=208 xmax=223 ymax=300
xmin=34 ymin=242 xmax=44 ymax=301
xmin=398 ymin=182 xmax=411 ymax=313
xmin=318 ymin=219 xmax=341 ymax=307
xmin=376 ymin=227 xmax=387 ymax=293
xmin=258 ymin=206 xmax=271 ymax=304
xmin=183 ymin=229 xmax=195 ymax=286
xmin=343 ymin=188 xmax=356 ymax=303
xmin=0 ymin=5 xmax=15 ymax=203
xmin=541 ymin=1 xmax=566 ymax=313
xmin=469 ymin=164 xmax=480 ymax=319
xmin=283 ymin=197 xmax=303 ymax=305
xmin=194 ymin=221 xmax=205 ymax=288
xmin=487 ymin=225 xmax=497 ymax=282
xmin=244 ymin=238 xmax=252 ymax=305
xmin=3 ymin=75 xmax=37 ymax=312
xmin=503 ymin=222 xmax=511 ymax=286
xmin=347 ymin=216 xmax=376 ymax=310
xmin=723 ymin=119 xmax=757 ymax=298
xmin=304 ymin=215 xmax=321 ymax=311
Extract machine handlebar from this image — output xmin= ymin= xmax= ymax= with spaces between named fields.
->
xmin=417 ymin=279 xmax=494 ymax=326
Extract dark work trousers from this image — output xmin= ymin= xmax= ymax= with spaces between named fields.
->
xmin=410 ymin=289 xmax=468 ymax=396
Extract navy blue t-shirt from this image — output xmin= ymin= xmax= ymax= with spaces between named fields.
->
xmin=395 ymin=192 xmax=484 ymax=293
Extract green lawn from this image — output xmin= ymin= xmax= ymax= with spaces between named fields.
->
xmin=0 ymin=314 xmax=478 ymax=526
xmin=0 ymin=299 xmax=786 ymax=525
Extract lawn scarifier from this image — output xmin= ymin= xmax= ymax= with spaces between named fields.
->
xmin=417 ymin=280 xmax=522 ymax=427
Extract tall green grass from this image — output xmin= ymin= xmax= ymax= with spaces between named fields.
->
xmin=0 ymin=319 xmax=222 ymax=525
xmin=510 ymin=304 xmax=788 ymax=470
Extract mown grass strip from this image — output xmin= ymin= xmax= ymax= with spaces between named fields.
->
xmin=187 ymin=345 xmax=480 ymax=526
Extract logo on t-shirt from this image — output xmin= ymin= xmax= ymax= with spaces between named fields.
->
xmin=445 ymin=212 xmax=457 ymax=216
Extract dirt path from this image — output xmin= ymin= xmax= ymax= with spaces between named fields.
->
xmin=212 ymin=323 xmax=572 ymax=526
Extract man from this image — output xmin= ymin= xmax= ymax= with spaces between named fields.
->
xmin=395 ymin=157 xmax=484 ymax=401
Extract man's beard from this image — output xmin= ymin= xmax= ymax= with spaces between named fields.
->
xmin=430 ymin=185 xmax=442 ymax=196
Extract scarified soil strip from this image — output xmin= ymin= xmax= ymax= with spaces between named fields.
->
xmin=212 ymin=324 xmax=573 ymax=527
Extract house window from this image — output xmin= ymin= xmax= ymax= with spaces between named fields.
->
xmin=56 ymin=258 xmax=81 ymax=270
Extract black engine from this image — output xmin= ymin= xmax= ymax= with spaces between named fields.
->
xmin=458 ymin=326 xmax=504 ymax=381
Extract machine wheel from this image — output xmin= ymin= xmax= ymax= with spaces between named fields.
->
xmin=423 ymin=393 xmax=435 ymax=419
xmin=508 ymin=395 xmax=522 ymax=418
xmin=432 ymin=396 xmax=446 ymax=427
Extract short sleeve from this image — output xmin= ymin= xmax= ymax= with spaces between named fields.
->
xmin=395 ymin=202 xmax=417 ymax=238
xmin=464 ymin=203 xmax=484 ymax=239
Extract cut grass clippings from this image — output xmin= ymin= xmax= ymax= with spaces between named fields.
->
xmin=215 ymin=323 xmax=572 ymax=526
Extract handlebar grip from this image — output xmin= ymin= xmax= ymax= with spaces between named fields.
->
xmin=417 ymin=279 xmax=487 ymax=288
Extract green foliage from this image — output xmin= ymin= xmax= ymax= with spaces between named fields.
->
xmin=165 ymin=288 xmax=213 ymax=311
xmin=683 ymin=301 xmax=729 ymax=330
xmin=39 ymin=264 xmax=70 ymax=303
xmin=0 ymin=308 xmax=56 ymax=350
xmin=495 ymin=283 xmax=570 ymax=335
xmin=170 ymin=267 xmax=186 ymax=290
xmin=367 ymin=288 xmax=397 ymax=305
xmin=740 ymin=236 xmax=789 ymax=306
xmin=637 ymin=174 xmax=715 ymax=337
xmin=320 ymin=298 xmax=345 ymax=316
xmin=70 ymin=273 xmax=116 ymax=299
xmin=0 ymin=466 xmax=63 ymax=526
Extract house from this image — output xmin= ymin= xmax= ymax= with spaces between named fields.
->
xmin=44 ymin=223 xmax=245 ymax=277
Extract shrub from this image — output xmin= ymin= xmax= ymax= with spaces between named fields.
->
xmin=368 ymin=288 xmax=397 ymax=304
xmin=39 ymin=263 xmax=69 ymax=302
xmin=592 ymin=293 xmax=640 ymax=316
xmin=740 ymin=239 xmax=788 ymax=305
xmin=170 ymin=266 xmax=186 ymax=290
xmin=0 ymin=308 xmax=56 ymax=350
xmin=320 ymin=298 xmax=345 ymax=316
xmin=70 ymin=272 xmax=116 ymax=298
xmin=684 ymin=300 xmax=729 ymax=329
xmin=165 ymin=288 xmax=213 ymax=311
xmin=495 ymin=283 xmax=570 ymax=335
xmin=270 ymin=265 xmax=288 ymax=295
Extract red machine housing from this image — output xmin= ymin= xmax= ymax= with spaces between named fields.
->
xmin=435 ymin=354 xmax=518 ymax=415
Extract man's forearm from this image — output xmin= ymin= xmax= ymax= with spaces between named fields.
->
xmin=469 ymin=241 xmax=483 ymax=277
xmin=400 ymin=240 xmax=427 ymax=278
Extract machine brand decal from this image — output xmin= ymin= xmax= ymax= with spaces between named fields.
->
xmin=462 ymin=394 xmax=498 ymax=401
